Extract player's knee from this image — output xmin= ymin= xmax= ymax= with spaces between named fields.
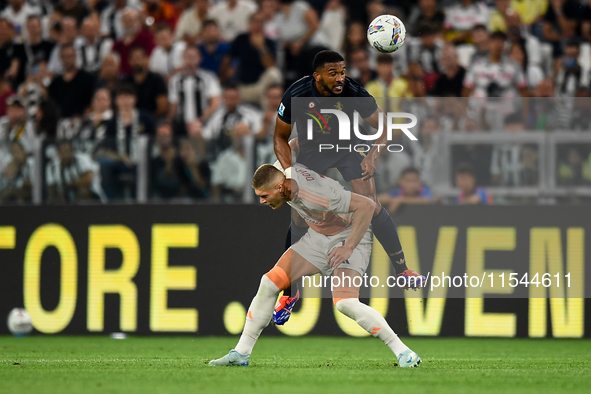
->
xmin=373 ymin=200 xmax=383 ymax=216
xmin=264 ymin=266 xmax=291 ymax=291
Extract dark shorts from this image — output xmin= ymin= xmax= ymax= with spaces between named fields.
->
xmin=297 ymin=150 xmax=370 ymax=182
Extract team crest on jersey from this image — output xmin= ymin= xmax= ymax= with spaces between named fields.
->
xmin=368 ymin=24 xmax=385 ymax=35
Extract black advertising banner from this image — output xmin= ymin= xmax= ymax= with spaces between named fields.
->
xmin=0 ymin=204 xmax=589 ymax=337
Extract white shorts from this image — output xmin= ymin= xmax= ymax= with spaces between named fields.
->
xmin=290 ymin=227 xmax=373 ymax=277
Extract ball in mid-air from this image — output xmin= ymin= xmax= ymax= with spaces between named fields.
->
xmin=367 ymin=14 xmax=406 ymax=53
xmin=7 ymin=308 xmax=33 ymax=337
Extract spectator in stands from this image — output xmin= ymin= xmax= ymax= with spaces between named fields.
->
xmin=255 ymin=83 xmax=282 ymax=166
xmin=365 ymin=54 xmax=410 ymax=112
xmin=454 ymin=162 xmax=492 ymax=204
xmin=430 ymin=44 xmax=466 ymax=97
xmin=150 ymin=121 xmax=184 ymax=198
xmin=35 ymin=99 xmax=60 ymax=139
xmin=488 ymin=0 xmax=512 ymax=33
xmin=113 ymin=8 xmax=155 ymax=77
xmin=46 ymin=140 xmax=105 ymax=203
xmin=203 ymin=84 xmax=261 ymax=159
xmin=490 ymin=113 xmax=527 ymax=186
xmin=520 ymin=144 xmax=539 ymax=186
xmin=175 ymin=0 xmax=210 ymax=43
xmin=276 ymin=0 xmax=330 ymax=85
xmin=509 ymin=41 xmax=544 ymax=92
xmin=407 ymin=0 xmax=446 ymax=37
xmin=408 ymin=116 xmax=439 ymax=187
xmin=378 ymin=167 xmax=434 ymax=214
xmin=463 ymin=31 xmax=528 ymax=98
xmin=319 ymin=0 xmax=346 ymax=52
xmin=54 ymin=0 xmax=90 ymax=26
xmin=0 ymin=141 xmax=32 ymax=203
xmin=222 ymin=12 xmax=281 ymax=107
xmin=209 ymin=0 xmax=257 ymax=43
xmin=470 ymin=24 xmax=489 ymax=63
xmin=125 ymin=45 xmax=168 ymax=118
xmin=178 ymin=137 xmax=210 ymax=199
xmin=260 ymin=0 xmax=279 ymax=39
xmin=142 ymin=0 xmax=179 ymax=31
xmin=76 ymin=88 xmax=113 ymax=155
xmin=47 ymin=17 xmax=80 ymax=76
xmin=557 ymin=146 xmax=591 ymax=186
xmin=0 ymin=75 xmax=14 ymax=117
xmin=410 ymin=23 xmax=443 ymax=92
xmin=0 ymin=19 xmax=21 ymax=89
xmin=78 ymin=16 xmax=113 ymax=74
xmin=100 ymin=0 xmax=129 ymax=41
xmin=349 ymin=48 xmax=377 ymax=87
xmin=22 ymin=15 xmax=54 ymax=80
xmin=168 ymin=46 xmax=221 ymax=135
xmin=48 ymin=43 xmax=96 ymax=119
xmin=553 ymin=40 xmax=590 ymax=97
xmin=99 ymin=84 xmax=155 ymax=200
xmin=95 ymin=53 xmax=121 ymax=94
xmin=0 ymin=0 xmax=40 ymax=42
xmin=0 ymin=96 xmax=34 ymax=151
xmin=582 ymin=1 xmax=591 ymax=43
xmin=342 ymin=21 xmax=367 ymax=65
xmin=198 ymin=20 xmax=229 ymax=76
xmin=443 ymin=0 xmax=489 ymax=45
xmin=505 ymin=11 xmax=543 ymax=69
xmin=150 ymin=23 xmax=185 ymax=82
xmin=542 ymin=0 xmax=579 ymax=57
xmin=511 ymin=0 xmax=549 ymax=27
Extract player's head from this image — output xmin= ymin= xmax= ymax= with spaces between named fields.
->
xmin=252 ymin=164 xmax=287 ymax=209
xmin=312 ymin=50 xmax=346 ymax=96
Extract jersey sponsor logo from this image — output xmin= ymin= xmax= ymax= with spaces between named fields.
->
xmin=278 ymin=102 xmax=285 ymax=116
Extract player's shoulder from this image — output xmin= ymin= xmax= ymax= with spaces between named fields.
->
xmin=344 ymin=76 xmax=372 ymax=97
xmin=285 ymin=76 xmax=314 ymax=98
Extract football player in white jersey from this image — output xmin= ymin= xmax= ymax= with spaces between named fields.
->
xmin=209 ymin=163 xmax=421 ymax=368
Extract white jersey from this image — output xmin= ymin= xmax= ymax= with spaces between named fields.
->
xmin=286 ymin=165 xmax=354 ymax=236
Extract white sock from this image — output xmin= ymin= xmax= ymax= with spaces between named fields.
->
xmin=235 ymin=275 xmax=280 ymax=356
xmin=335 ymin=298 xmax=409 ymax=357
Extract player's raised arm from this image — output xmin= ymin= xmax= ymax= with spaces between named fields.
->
xmin=327 ymin=193 xmax=375 ymax=268
xmin=273 ymin=117 xmax=294 ymax=193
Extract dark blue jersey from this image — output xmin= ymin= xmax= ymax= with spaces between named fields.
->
xmin=277 ymin=75 xmax=379 ymax=182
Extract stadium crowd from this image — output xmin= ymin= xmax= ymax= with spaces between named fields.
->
xmin=1 ymin=0 xmax=591 ymax=206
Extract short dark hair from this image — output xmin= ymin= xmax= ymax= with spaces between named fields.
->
xmin=252 ymin=164 xmax=283 ymax=189
xmin=313 ymin=50 xmax=345 ymax=71
xmin=455 ymin=162 xmax=475 ymax=177
xmin=153 ymin=22 xmax=172 ymax=33
xmin=490 ymin=30 xmax=507 ymax=41
xmin=400 ymin=167 xmax=420 ymax=178
xmin=60 ymin=43 xmax=76 ymax=53
xmin=472 ymin=24 xmax=488 ymax=32
xmin=129 ymin=45 xmax=147 ymax=57
xmin=418 ymin=22 xmax=439 ymax=36
xmin=565 ymin=39 xmax=579 ymax=50
xmin=376 ymin=54 xmax=394 ymax=65
xmin=115 ymin=83 xmax=137 ymax=97
xmin=202 ymin=19 xmax=218 ymax=29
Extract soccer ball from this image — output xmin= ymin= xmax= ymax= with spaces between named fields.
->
xmin=7 ymin=308 xmax=33 ymax=336
xmin=367 ymin=14 xmax=406 ymax=53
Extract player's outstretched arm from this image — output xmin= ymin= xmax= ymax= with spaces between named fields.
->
xmin=273 ymin=117 xmax=294 ymax=194
xmin=328 ymin=193 xmax=376 ymax=268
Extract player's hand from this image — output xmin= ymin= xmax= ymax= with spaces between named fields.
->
xmin=280 ymin=178 xmax=293 ymax=200
xmin=360 ymin=157 xmax=376 ymax=181
xmin=328 ymin=245 xmax=353 ymax=269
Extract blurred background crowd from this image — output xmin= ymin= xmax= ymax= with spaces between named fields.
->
xmin=1 ymin=0 xmax=591 ymax=208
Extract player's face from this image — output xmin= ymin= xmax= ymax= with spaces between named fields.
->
xmin=315 ymin=61 xmax=346 ymax=96
xmin=255 ymin=184 xmax=284 ymax=209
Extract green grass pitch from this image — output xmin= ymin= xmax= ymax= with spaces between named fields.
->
xmin=1 ymin=336 xmax=590 ymax=394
